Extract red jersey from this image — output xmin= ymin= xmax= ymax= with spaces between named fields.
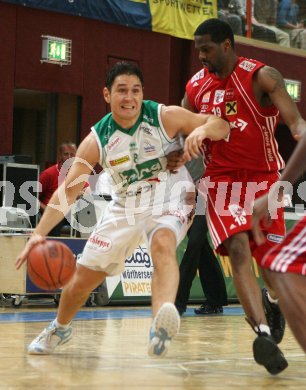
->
xmin=39 ymin=161 xmax=89 ymax=206
xmin=186 ymin=57 xmax=285 ymax=175
xmin=261 ymin=215 xmax=306 ymax=275
xmin=39 ymin=163 xmax=64 ymax=205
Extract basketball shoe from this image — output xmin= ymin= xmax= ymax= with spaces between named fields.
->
xmin=253 ymin=331 xmax=288 ymax=375
xmin=148 ymin=302 xmax=180 ymax=358
xmin=28 ymin=320 xmax=72 ymax=354
xmin=262 ymin=288 xmax=285 ymax=344
xmin=194 ymin=303 xmax=223 ymax=315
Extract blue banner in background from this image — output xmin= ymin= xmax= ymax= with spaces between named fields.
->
xmin=1 ymin=0 xmax=217 ymax=39
xmin=1 ymin=0 xmax=152 ymax=30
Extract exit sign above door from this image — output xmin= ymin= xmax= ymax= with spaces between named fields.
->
xmin=41 ymin=35 xmax=72 ymax=66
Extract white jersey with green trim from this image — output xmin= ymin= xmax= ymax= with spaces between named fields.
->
xmin=91 ymin=100 xmax=186 ymax=204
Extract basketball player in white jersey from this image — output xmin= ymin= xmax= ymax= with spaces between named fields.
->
xmin=15 ymin=61 xmax=229 ymax=358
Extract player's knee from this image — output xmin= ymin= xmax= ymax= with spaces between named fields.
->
xmin=65 ymin=278 xmax=89 ymax=296
xmin=262 ymin=268 xmax=278 ymax=287
xmin=65 ymin=269 xmax=97 ymax=296
xmin=152 ymin=228 xmax=175 ymax=246
xmin=225 ymin=236 xmax=250 ymax=268
xmin=151 ymin=229 xmax=176 ymax=260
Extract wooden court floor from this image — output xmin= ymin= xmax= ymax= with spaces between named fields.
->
xmin=0 ymin=302 xmax=305 ymax=389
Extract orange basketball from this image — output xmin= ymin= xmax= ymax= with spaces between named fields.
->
xmin=27 ymin=240 xmax=76 ymax=291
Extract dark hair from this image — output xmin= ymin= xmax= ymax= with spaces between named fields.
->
xmin=105 ymin=61 xmax=144 ymax=90
xmin=194 ymin=18 xmax=235 ymax=48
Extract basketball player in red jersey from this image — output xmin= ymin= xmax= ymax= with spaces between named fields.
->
xmin=182 ymin=18 xmax=306 ymax=374
xmin=252 ymin=128 xmax=306 ymax=353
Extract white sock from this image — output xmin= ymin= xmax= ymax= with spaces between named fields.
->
xmin=53 ymin=318 xmax=71 ymax=329
xmin=257 ymin=324 xmax=271 ymax=335
xmin=267 ymin=292 xmax=278 ymax=304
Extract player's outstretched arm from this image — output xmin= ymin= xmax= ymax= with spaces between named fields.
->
xmin=15 ymin=133 xmax=100 ymax=270
xmin=161 ymin=105 xmax=230 ymax=160
xmin=258 ymin=66 xmax=306 ymax=140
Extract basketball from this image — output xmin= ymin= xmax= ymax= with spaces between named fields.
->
xmin=27 ymin=240 xmax=76 ymax=291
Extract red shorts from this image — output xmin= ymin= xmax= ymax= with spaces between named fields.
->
xmin=198 ymin=170 xmax=285 ymax=263
xmin=261 ymin=215 xmax=306 ymax=275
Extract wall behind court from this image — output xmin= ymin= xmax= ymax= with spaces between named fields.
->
xmin=0 ymin=2 xmax=189 ymax=155
xmin=0 ymin=2 xmax=306 ymax=157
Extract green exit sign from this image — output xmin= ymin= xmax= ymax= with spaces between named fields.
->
xmin=284 ymin=78 xmax=301 ymax=102
xmin=41 ymin=35 xmax=71 ymax=66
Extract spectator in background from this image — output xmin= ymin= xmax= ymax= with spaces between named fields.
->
xmin=254 ymin=0 xmax=290 ymax=46
xmin=228 ymin=0 xmax=281 ymax=44
xmin=291 ymin=20 xmax=306 ymax=50
xmin=218 ymin=0 xmax=243 ymax=35
xmin=39 ymin=141 xmax=77 ymax=236
xmin=277 ymin=0 xmax=306 ymax=49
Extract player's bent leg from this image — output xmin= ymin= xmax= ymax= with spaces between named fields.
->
xmin=255 ymin=213 xmax=287 ymax=344
xmin=57 ymin=265 xmax=107 ymax=323
xmin=28 ymin=265 xmax=107 ymax=355
xmin=223 ymin=233 xmax=288 ymax=374
xmin=263 ymin=270 xmax=306 ymax=353
xmin=223 ymin=233 xmax=267 ymax=324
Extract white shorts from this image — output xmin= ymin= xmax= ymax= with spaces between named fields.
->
xmin=78 ymin=168 xmax=194 ymax=275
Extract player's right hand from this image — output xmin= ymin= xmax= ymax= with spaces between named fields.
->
xmin=183 ymin=127 xmax=205 ymax=160
xmin=15 ymin=233 xmax=46 ymax=270
xmin=166 ymin=149 xmax=186 ymax=173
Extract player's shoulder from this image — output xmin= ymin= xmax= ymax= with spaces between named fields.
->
xmin=236 ymin=57 xmax=265 ymax=73
xmin=188 ymin=68 xmax=208 ymax=88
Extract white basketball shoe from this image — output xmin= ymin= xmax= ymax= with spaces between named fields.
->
xmin=148 ymin=302 xmax=180 ymax=358
xmin=28 ymin=320 xmax=72 ymax=354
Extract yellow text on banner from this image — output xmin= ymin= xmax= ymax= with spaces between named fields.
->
xmin=150 ymin=0 xmax=217 ymax=40
xmin=127 ymin=0 xmax=147 ymax=3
